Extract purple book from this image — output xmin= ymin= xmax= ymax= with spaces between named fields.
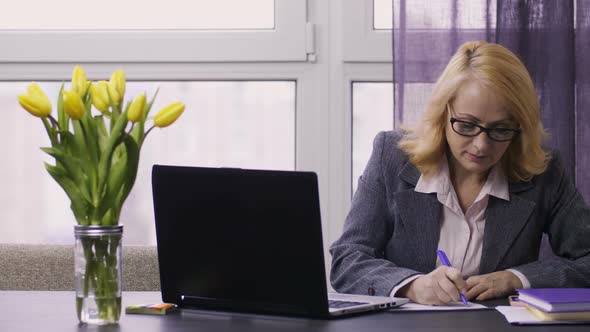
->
xmin=517 ymin=288 xmax=590 ymax=313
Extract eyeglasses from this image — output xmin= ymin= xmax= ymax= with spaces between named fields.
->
xmin=450 ymin=118 xmax=520 ymax=142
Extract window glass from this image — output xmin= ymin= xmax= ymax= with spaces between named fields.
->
xmin=0 ymin=1 xmax=305 ymax=62
xmin=352 ymin=82 xmax=393 ymax=193
xmin=1 ymin=81 xmax=295 ymax=245
xmin=374 ymin=0 xmax=496 ymax=30
xmin=352 ymin=82 xmax=434 ymax=194
xmin=373 ymin=0 xmax=393 ymax=30
xmin=0 ymin=0 xmax=274 ymax=30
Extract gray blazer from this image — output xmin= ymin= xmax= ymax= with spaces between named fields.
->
xmin=330 ymin=131 xmax=590 ymax=297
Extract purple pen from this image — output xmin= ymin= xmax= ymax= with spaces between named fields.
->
xmin=436 ymin=249 xmax=468 ymax=305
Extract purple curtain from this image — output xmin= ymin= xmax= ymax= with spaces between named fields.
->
xmin=575 ymin=0 xmax=590 ymax=200
xmin=393 ymin=0 xmax=590 ymax=202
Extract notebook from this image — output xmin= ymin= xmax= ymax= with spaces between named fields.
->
xmin=517 ymin=289 xmax=590 ymax=313
xmin=151 ymin=165 xmax=408 ymax=318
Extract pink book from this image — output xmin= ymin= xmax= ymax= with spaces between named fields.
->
xmin=517 ymin=288 xmax=590 ymax=313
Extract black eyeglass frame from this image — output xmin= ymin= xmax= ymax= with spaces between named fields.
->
xmin=449 ymin=118 xmax=521 ymax=142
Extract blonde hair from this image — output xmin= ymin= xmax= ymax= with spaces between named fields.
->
xmin=398 ymin=41 xmax=550 ymax=182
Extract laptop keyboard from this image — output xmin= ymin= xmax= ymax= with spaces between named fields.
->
xmin=328 ymin=300 xmax=368 ymax=309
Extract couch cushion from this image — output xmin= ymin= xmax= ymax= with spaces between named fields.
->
xmin=0 ymin=244 xmax=160 ymax=291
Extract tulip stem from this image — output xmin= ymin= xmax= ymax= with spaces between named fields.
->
xmin=48 ymin=115 xmax=61 ymax=131
xmin=42 ymin=117 xmax=57 ymax=146
xmin=144 ymin=125 xmax=155 ymax=138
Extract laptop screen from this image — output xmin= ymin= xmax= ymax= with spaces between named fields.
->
xmin=152 ymin=165 xmax=329 ymax=316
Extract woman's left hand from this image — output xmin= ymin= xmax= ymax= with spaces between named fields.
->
xmin=464 ymin=271 xmax=523 ymax=301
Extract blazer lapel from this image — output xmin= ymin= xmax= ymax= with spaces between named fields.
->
xmin=479 ymin=183 xmax=535 ymax=274
xmin=396 ymin=160 xmax=536 ymax=274
xmin=394 ymin=161 xmax=441 ymax=272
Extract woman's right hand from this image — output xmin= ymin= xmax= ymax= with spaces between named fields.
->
xmin=398 ymin=266 xmax=468 ymax=305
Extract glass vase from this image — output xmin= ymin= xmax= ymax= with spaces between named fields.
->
xmin=74 ymin=225 xmax=123 ymax=325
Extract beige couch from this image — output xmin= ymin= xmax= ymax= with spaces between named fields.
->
xmin=0 ymin=244 xmax=160 ymax=291
xmin=0 ymin=237 xmax=555 ymax=291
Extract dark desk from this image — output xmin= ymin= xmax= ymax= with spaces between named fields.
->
xmin=0 ymin=291 xmax=587 ymax=331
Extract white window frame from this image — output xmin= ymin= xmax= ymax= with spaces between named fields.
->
xmin=1 ymin=1 xmax=395 ymax=280
xmin=0 ymin=0 xmax=307 ymax=62
xmin=324 ymin=0 xmax=393 ymax=246
xmin=342 ymin=0 xmax=392 ymax=62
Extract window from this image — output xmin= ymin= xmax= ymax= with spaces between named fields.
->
xmin=343 ymin=0 xmax=391 ymax=61
xmin=375 ymin=0 xmax=496 ymax=30
xmin=349 ymin=0 xmax=501 ymax=193
xmin=1 ymin=0 xmax=275 ymax=30
xmin=1 ymin=0 xmax=399 ymax=259
xmin=1 ymin=0 xmax=311 ymax=245
xmin=352 ymin=82 xmax=393 ymax=193
xmin=2 ymin=81 xmax=295 ymax=244
xmin=0 ymin=0 xmax=307 ymax=62
xmin=351 ymin=82 xmax=433 ymax=193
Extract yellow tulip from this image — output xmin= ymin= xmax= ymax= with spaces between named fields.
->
xmin=71 ymin=65 xmax=89 ymax=98
xmin=18 ymin=82 xmax=52 ymax=118
xmin=127 ymin=94 xmax=146 ymax=123
xmin=107 ymin=84 xmax=121 ymax=106
xmin=154 ymin=102 xmax=185 ymax=128
xmin=63 ymin=90 xmax=85 ymax=120
xmin=90 ymin=81 xmax=110 ymax=113
xmin=109 ymin=70 xmax=125 ymax=104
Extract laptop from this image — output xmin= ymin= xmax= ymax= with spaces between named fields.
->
xmin=151 ymin=165 xmax=408 ymax=318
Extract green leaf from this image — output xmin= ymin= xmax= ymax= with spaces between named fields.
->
xmin=72 ymin=121 xmax=87 ymax=159
xmin=45 ymin=163 xmax=91 ymax=225
xmin=56 ymin=84 xmax=69 ymax=135
xmin=96 ymin=108 xmax=129 ymax=205
xmin=110 ymin=105 xmax=120 ymax=131
xmin=41 ymin=146 xmax=80 ymax=175
xmin=143 ymin=88 xmax=159 ymax=120
xmin=116 ymin=134 xmax=140 ymax=216
xmin=100 ymin=209 xmax=115 ymax=226
xmin=108 ymin=145 xmax=128 ymax=196
xmin=97 ymin=144 xmax=128 ymax=224
xmin=130 ymin=121 xmax=144 ymax=147
xmin=41 ymin=117 xmax=57 ymax=147
xmin=45 ymin=162 xmax=67 ymax=176
xmin=94 ymin=133 xmax=140 ymax=225
xmin=130 ymin=88 xmax=158 ymax=147
xmin=80 ymin=98 xmax=100 ymax=164
xmin=41 ymin=147 xmax=93 ymax=205
xmin=71 ymin=120 xmax=99 ymax=204
xmin=56 ymin=131 xmax=82 ymax=160
xmin=95 ymin=115 xmax=108 ymax=153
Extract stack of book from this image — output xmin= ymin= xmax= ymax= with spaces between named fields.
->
xmin=125 ymin=303 xmax=178 ymax=315
xmin=516 ymin=288 xmax=590 ymax=323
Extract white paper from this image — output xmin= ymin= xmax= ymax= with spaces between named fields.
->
xmin=496 ymin=306 xmax=542 ymax=324
xmin=392 ymin=301 xmax=488 ymax=311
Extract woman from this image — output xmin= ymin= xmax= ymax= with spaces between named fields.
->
xmin=330 ymin=41 xmax=590 ymax=305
